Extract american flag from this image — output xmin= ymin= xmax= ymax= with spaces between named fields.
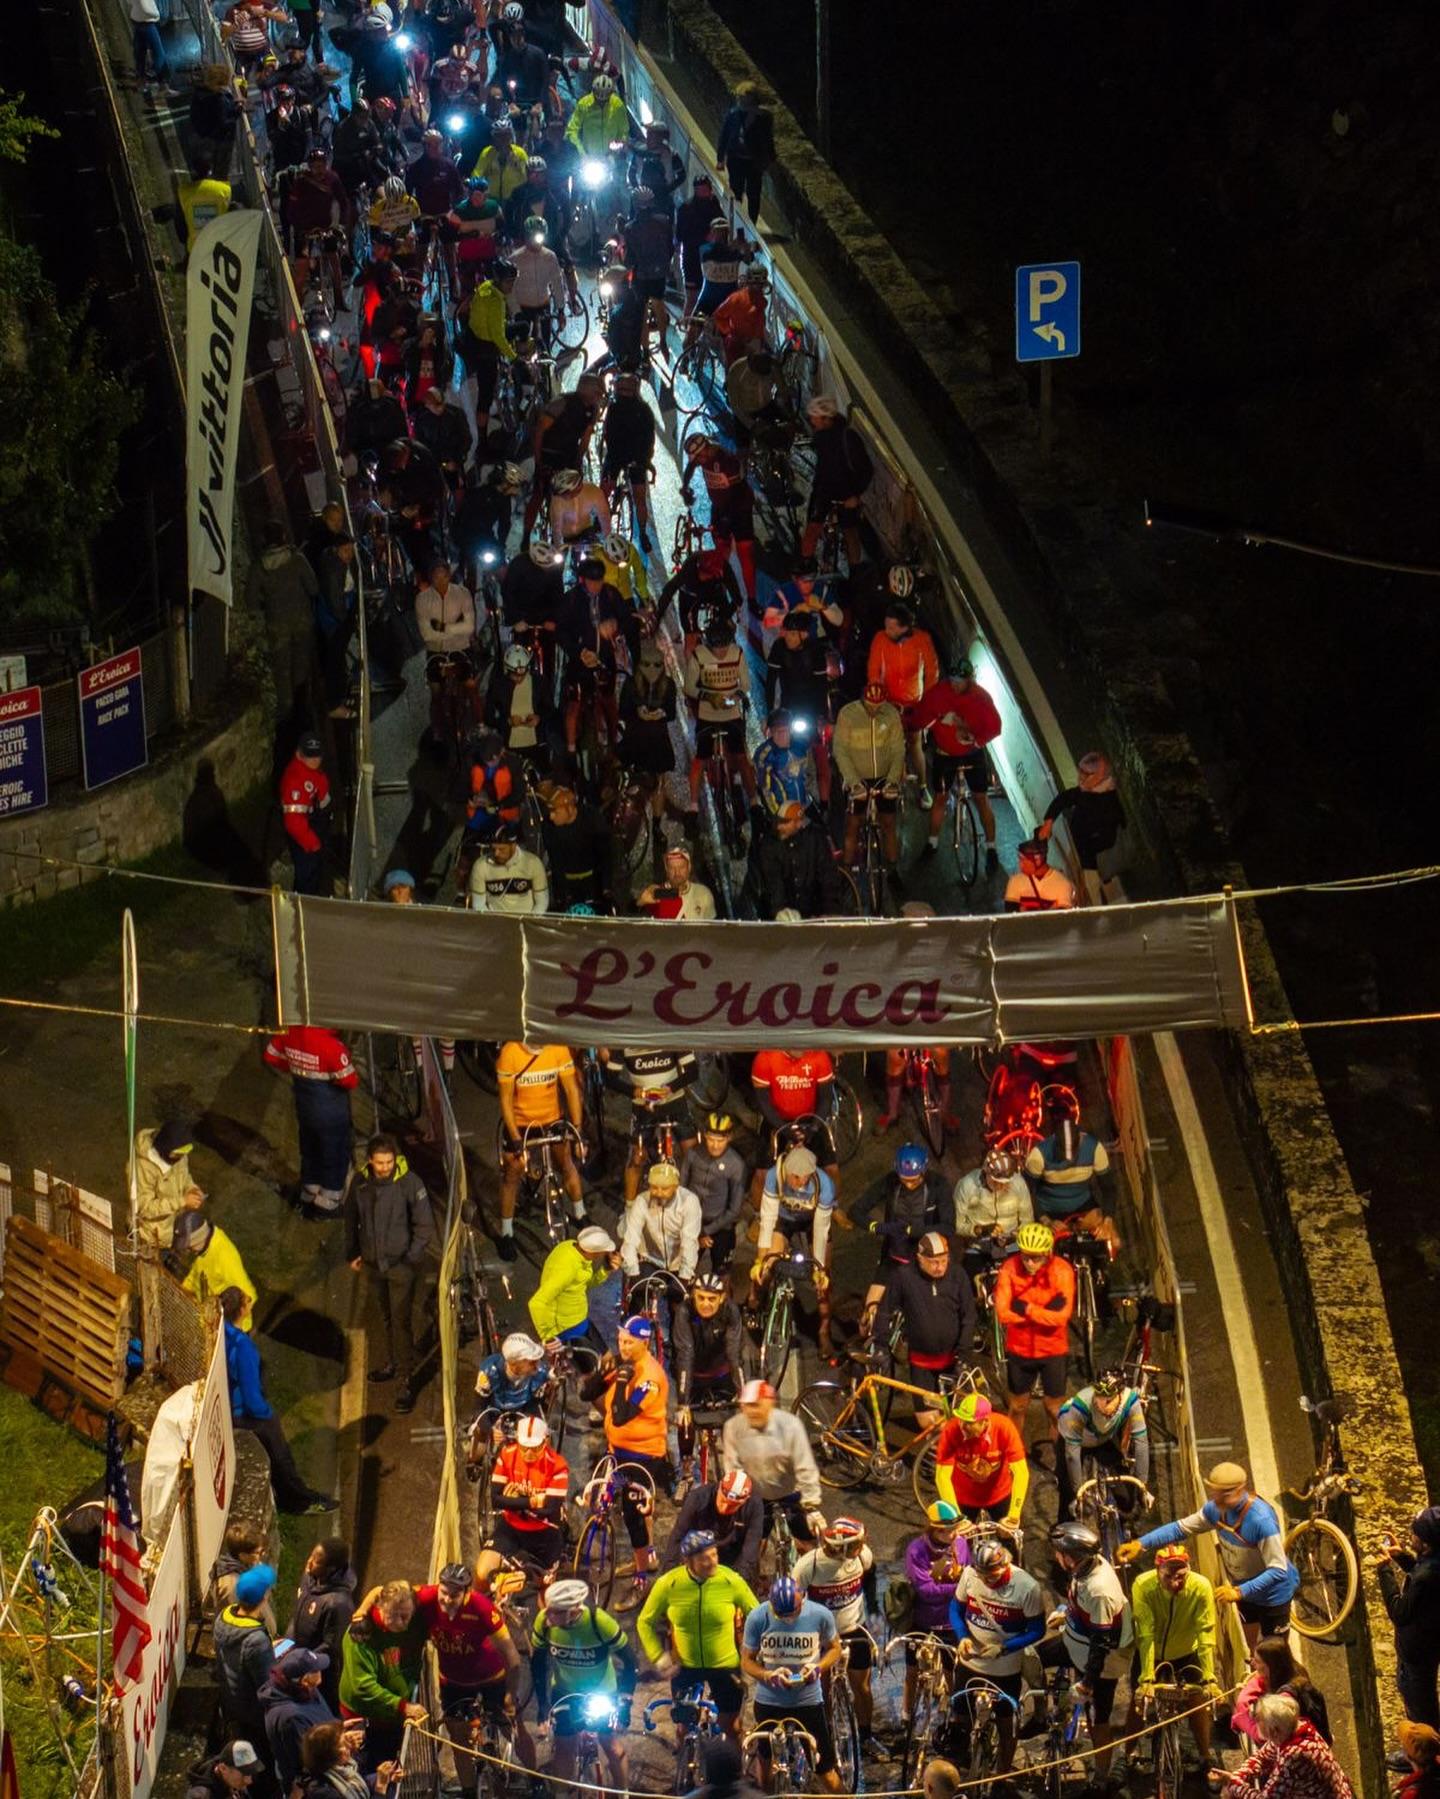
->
xmin=99 ymin=1413 xmax=151 ymax=1691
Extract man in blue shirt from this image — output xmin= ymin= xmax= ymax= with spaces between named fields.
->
xmin=474 ymin=1332 xmax=551 ymax=1416
xmin=221 ymin=1287 xmax=335 ymax=1516
xmin=740 ymin=1575 xmax=842 ymax=1789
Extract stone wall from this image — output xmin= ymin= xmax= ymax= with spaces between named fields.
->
xmin=0 ymin=690 xmax=272 ymax=906
xmin=654 ymin=3 xmax=1421 ymax=1785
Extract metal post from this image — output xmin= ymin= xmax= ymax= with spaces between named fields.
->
xmin=1039 ymin=361 xmax=1054 ymax=459
xmin=815 ymin=0 xmax=831 ymax=158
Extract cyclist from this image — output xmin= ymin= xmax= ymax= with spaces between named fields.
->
xmin=749 ymin=1145 xmax=838 ymax=1354
xmin=415 ymin=1563 xmax=520 ymax=1790
xmin=471 ymin=117 xmax=529 ymax=204
xmin=486 ymin=637 xmax=553 ymax=762
xmin=666 ymin=545 xmax=745 ymax=659
xmin=664 ymin=1470 xmax=762 ymax=1590
xmin=952 ymin=1148 xmax=1034 ymax=1246
xmin=458 ymin=258 xmax=517 ymax=439
xmin=511 ymin=214 xmax=568 ymax=337
xmin=740 ymin=1574 xmax=843 ymax=1792
xmin=541 ymin=786 xmax=612 ymax=914
xmin=833 ymin=682 xmax=904 ymax=868
xmin=1127 ymin=1544 xmax=1217 ymax=1762
xmin=529 ymin=1225 xmax=621 ymax=1352
xmin=467 ymin=822 xmax=549 ymax=914
xmin=564 ymin=71 xmax=628 ymax=159
xmin=748 ymin=1048 xmax=839 ymax=1180
xmin=682 ymin=434 xmax=757 ymax=603
xmin=873 ymin=1233 xmax=977 ymax=1434
xmin=853 ymin=1143 xmax=949 ymax=1332
xmin=766 ymin=559 xmax=843 ymax=641
xmin=692 ymin=214 xmax=755 ymax=326
xmin=743 ymin=800 xmax=848 ymax=923
xmin=464 ymin=729 xmax=527 ymax=842
xmin=1036 ymin=750 xmax=1125 ymax=904
xmin=448 ymin=175 xmax=503 ymax=295
xmin=637 ymin=842 xmax=717 ymax=921
xmin=621 ymin=1161 xmax=703 ymax=1289
xmin=766 ymin=617 xmax=833 ymax=755
xmin=908 ymin=658 xmax=1002 ymax=867
xmin=753 ymin=710 xmax=813 ymax=815
xmin=897 ymin=1499 xmax=969 ymax=1718
xmin=1056 ymin=1369 xmax=1151 ymax=1519
xmin=638 ymin=1530 xmax=759 ymax=1744
xmin=872 ymin=1046 xmax=959 ymax=1139
xmin=1003 ymin=836 xmax=1077 ymax=912
xmin=800 ymin=395 xmax=872 ymax=568
xmin=674 ymin=1273 xmax=746 ymax=1419
xmin=549 ymin=468 xmax=612 ymax=546
xmin=417 ymin=560 xmax=478 ymax=738
xmin=721 ymin=1378 xmax=827 ymax=1550
xmin=495 ymin=1038 xmax=586 ymax=1260
xmin=713 ymin=266 xmax=768 ymax=368
xmin=994 ymin=1221 xmax=1074 ymax=1444
xmin=600 ymin=371 xmax=657 ymax=549
xmin=1025 ymin=1089 xmax=1114 ymax=1239
xmin=866 ymin=601 xmax=940 ymax=796
xmin=523 ymin=376 xmax=603 ymax=545
xmin=675 ymin=172 xmax=717 ymax=316
xmin=680 ymin=1113 xmax=748 ymax=1271
xmin=931 ymin=1392 xmax=1028 ymax=1524
xmin=474 ymin=1331 xmax=550 ymax=1419
xmin=1039 ymin=1520 xmax=1132 ymax=1783
xmin=581 ymin=1317 xmax=671 ymax=1595
xmin=684 ymin=606 xmax=755 ymax=815
xmin=604 ymin=1047 xmax=699 ymax=1216
xmin=532 ymin=1579 xmax=635 ymax=1791
xmin=949 ymin=1539 xmax=1045 ymax=1774
xmin=476 ymin=1415 xmax=569 ymax=1584
xmin=1118 ymin=1460 xmax=1300 ymax=1647
xmin=793 ymin=1517 xmax=879 ymax=1748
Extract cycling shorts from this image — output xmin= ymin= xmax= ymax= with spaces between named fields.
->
xmin=934 ymin=746 xmax=990 ymax=795
xmin=1238 ymin=1597 xmax=1292 ymax=1634
xmin=675 ymin=1667 xmax=744 ymax=1716
xmin=752 ymin=1700 xmax=837 ymax=1775
xmin=631 ymin=274 xmax=667 ymax=300
xmin=840 ymin=1627 xmax=874 ymax=1673
xmin=493 ymin=1515 xmax=564 ymax=1566
xmin=1128 ymin=1654 xmax=1205 ymax=1688
xmin=1005 ymin=1353 xmax=1068 ymax=1399
xmin=441 ymin=1677 xmax=510 ymax=1721
xmin=696 ymin=717 xmax=746 ymax=756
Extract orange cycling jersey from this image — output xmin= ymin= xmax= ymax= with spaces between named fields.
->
xmin=751 ymin=1049 xmax=834 ymax=1120
xmin=497 ymin=1043 xmax=574 ymax=1127
xmin=935 ymin=1414 xmax=1025 ymax=1507
xmin=867 ymin=627 xmax=939 ymax=707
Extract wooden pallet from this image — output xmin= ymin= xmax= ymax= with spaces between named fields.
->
xmin=0 ymin=1215 xmax=130 ymax=1411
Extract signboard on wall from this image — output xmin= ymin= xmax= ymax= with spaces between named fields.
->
xmin=79 ymin=649 xmax=148 ymax=791
xmin=121 ymin=1505 xmax=188 ymax=1799
xmin=190 ymin=1324 xmax=234 ymax=1587
xmin=0 ymin=685 xmax=48 ymax=819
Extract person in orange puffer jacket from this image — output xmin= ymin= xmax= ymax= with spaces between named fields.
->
xmin=866 ymin=602 xmax=939 ymax=792
xmin=993 ymin=1220 xmax=1075 ymax=1447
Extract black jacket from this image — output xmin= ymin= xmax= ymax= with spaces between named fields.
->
xmin=287 ymin=1565 xmax=357 ymax=1705
xmin=260 ymin=1675 xmax=336 ymax=1789
xmin=343 ymin=1157 xmax=433 ymax=1272
xmin=744 ymin=821 xmax=846 ymax=920
xmin=672 ymin=1300 xmax=746 ymax=1402
xmin=717 ymin=103 xmax=775 ymax=170
xmin=851 ymin=1171 xmax=949 ymax=1254
xmin=765 ymin=634 xmax=830 ymax=717
xmin=1379 ymin=1552 xmax=1440 ymax=1664
xmin=874 ymin=1259 xmax=975 ymax=1364
xmin=662 ymin=1482 xmax=763 ymax=1585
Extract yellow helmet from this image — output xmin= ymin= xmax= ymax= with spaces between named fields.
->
xmin=1016 ymin=1221 xmax=1055 ymax=1257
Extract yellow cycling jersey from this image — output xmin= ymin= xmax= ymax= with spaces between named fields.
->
xmin=368 ymin=192 xmax=421 ymax=238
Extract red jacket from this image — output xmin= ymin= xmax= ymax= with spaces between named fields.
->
xmin=907 ymin=679 xmax=1001 ymax=758
xmin=280 ymin=756 xmax=331 ymax=852
xmin=867 ymin=627 xmax=939 ymax=707
xmin=264 ymin=1026 xmax=358 ymax=1089
xmin=994 ymin=1251 xmax=1074 ymax=1359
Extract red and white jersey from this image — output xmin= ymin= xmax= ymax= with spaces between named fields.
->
xmin=684 ymin=642 xmax=747 ymax=723
xmin=491 ymin=1441 xmax=570 ymax=1531
xmin=751 ymin=1050 xmax=835 ymax=1120
xmin=264 ymin=1026 xmax=358 ymax=1089
xmin=1062 ymin=1557 xmax=1132 ymax=1676
xmin=279 ymin=756 xmax=331 ymax=851
xmin=952 ymin=1564 xmax=1045 ymax=1677
xmin=792 ymin=1545 xmax=872 ymax=1634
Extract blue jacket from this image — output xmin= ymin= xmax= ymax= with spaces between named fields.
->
xmin=259 ymin=1677 xmax=335 ymax=1787
xmin=1140 ymin=1494 xmax=1299 ymax=1606
xmin=225 ymin=1319 xmax=273 ymax=1422
xmin=475 ymin=1352 xmax=549 ymax=1413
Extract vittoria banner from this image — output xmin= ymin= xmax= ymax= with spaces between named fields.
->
xmin=185 ymin=212 xmax=262 ymax=605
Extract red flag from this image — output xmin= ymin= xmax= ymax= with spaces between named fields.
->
xmin=99 ymin=1413 xmax=151 ymax=1691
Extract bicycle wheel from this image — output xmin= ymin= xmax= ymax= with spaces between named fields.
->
xmin=905 ymin=1687 xmax=942 ymax=1789
xmin=968 ymin=1712 xmax=1001 ymax=1798
xmin=545 ymin=1373 xmax=569 ymax=1457
xmin=911 ymin=1434 xmax=940 ymax=1512
xmin=674 ymin=1731 xmax=704 ymax=1796
xmin=913 ymin=1060 xmax=945 ymax=1158
xmin=829 ymin=1074 xmax=864 ymax=1164
xmin=757 ymin=1280 xmax=793 ymax=1387
xmin=672 ymin=340 xmax=717 ymax=424
xmin=830 ymin=1675 xmax=863 ymax=1793
xmin=555 ymin=293 xmax=589 ymax=352
xmin=794 ymin=1383 xmax=876 ymax=1489
xmin=952 ymin=788 xmax=981 ymax=888
xmin=459 ymin=1039 xmax=499 ymax=1092
xmin=1153 ymin=1720 xmax=1184 ymax=1799
xmin=1075 ymin=1263 xmax=1097 ymax=1379
xmin=378 ymin=1034 xmax=424 ymax=1122
xmin=1285 ymin=1517 xmax=1359 ymax=1637
xmin=574 ymin=1516 xmax=617 ymax=1608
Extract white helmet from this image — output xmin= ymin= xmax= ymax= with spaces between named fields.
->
xmin=502 ymin=1331 xmax=545 ymax=1362
xmin=805 ymin=394 xmax=840 ymax=424
xmin=552 ymin=468 xmax=581 ymax=495
xmin=502 ymin=1 xmax=523 ymax=17
xmin=591 ymin=72 xmax=615 ymax=99
xmin=603 ymin=534 xmax=631 ymax=564
xmin=529 ymin=539 xmax=563 ymax=568
xmin=632 ymin=184 xmax=654 ymax=207
xmin=382 ymin=175 xmax=406 ymax=201
xmin=545 ymin=1579 xmax=590 ymax=1612
xmin=497 ymin=462 xmax=524 ymax=494
xmin=887 ymin=564 xmax=915 ymax=599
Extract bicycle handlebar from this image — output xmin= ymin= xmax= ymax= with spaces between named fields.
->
xmin=742 ymin=1721 xmax=819 ymax=1756
xmin=1074 ymin=1474 xmax=1152 ymax=1510
xmin=643 ymin=1694 xmax=719 ymax=1732
xmin=953 ymin=1676 xmax=1022 ymax=1711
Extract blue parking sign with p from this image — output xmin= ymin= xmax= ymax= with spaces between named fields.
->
xmin=1016 ymin=261 xmax=1081 ymax=362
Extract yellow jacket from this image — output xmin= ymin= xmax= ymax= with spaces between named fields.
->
xmin=179 ymin=177 xmax=233 ymax=250
xmin=467 ymin=281 xmax=514 ymax=358
xmin=182 ymin=1224 xmax=258 ymax=1328
xmin=471 ymin=144 xmax=530 ymax=202
xmin=565 ymin=93 xmax=629 ymax=157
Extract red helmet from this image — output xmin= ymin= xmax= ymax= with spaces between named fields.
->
xmin=718 ymin=1470 xmax=753 ymax=1503
xmin=863 ymin=682 xmax=886 ymax=704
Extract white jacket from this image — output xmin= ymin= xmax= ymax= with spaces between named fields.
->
xmin=415 ymin=581 xmax=476 ymax=653
xmin=621 ymin=1188 xmax=702 ymax=1281
xmin=952 ymin=1168 xmax=1034 ymax=1239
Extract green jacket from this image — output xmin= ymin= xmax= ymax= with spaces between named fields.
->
xmin=529 ymin=1240 xmax=611 ymax=1341
xmin=1131 ymin=1568 xmax=1216 ymax=1684
xmin=338 ymin=1604 xmax=428 ymax=1722
xmin=636 ymin=1564 xmax=757 ymax=1670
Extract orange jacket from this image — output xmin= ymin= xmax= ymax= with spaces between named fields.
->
xmin=603 ymin=1350 xmax=669 ymax=1458
xmin=866 ymin=628 xmax=939 ymax=707
xmin=994 ymin=1252 xmax=1075 ymax=1359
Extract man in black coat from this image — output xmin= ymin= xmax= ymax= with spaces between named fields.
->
xmin=344 ymin=1134 xmax=433 ymax=1414
xmin=743 ymin=802 xmax=846 ymax=920
xmin=1375 ymin=1504 xmax=1440 ymax=1729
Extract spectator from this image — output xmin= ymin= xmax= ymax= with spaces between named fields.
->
xmin=215 ymin=1562 xmax=278 ymax=1746
xmin=299 ymin=1720 xmax=401 ymax=1794
xmin=259 ymin=1647 xmax=335 ymax=1789
xmin=1374 ymin=1506 xmax=1440 ymax=1730
xmin=316 ymin=538 xmax=360 ymax=720
xmin=920 ymin=1762 xmax=961 ymax=1799
xmin=186 ymin=1741 xmax=266 ymax=1798
xmin=215 ymin=1522 xmax=276 ymax=1630
xmin=1219 ymin=1692 xmax=1353 ymax=1799
xmin=221 ymin=1287 xmax=336 ymax=1515
xmin=129 ymin=1117 xmax=204 ymax=1248
xmin=691 ymin=1737 xmax=768 ymax=1799
xmin=263 ymin=1022 xmax=358 ymax=1212
xmin=344 ymin=1134 xmax=433 ymax=1415
xmin=339 ymin=1580 xmax=429 ymax=1767
xmin=716 ymin=82 xmax=774 ymax=223
xmin=173 ymin=1210 xmax=257 ymax=1322
xmin=287 ymin=1538 xmax=356 ymax=1709
xmin=1036 ymin=749 xmax=1125 ymax=901
xmin=1395 ymin=1723 xmax=1440 ymax=1799
xmin=176 ymin=152 xmax=233 ymax=253
xmin=188 ymin=65 xmax=242 ymax=181
xmin=277 ymin=735 xmax=334 ymax=900
xmin=1232 ymin=1636 xmax=1332 ymax=1747
xmin=128 ymin=0 xmax=177 ymax=101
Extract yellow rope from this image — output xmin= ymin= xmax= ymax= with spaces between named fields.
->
xmin=0 ymin=993 xmax=277 ymax=1035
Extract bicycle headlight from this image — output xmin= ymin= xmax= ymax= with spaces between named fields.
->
xmin=394 ymin=31 xmax=413 ymax=49
xmin=599 ymin=280 xmax=614 ymax=300
xmin=582 ymin=158 xmax=609 ymax=190
xmin=447 ymin=112 xmax=466 ymax=133
xmin=481 ymin=549 xmax=498 ymax=566
xmin=584 ymin=1694 xmax=615 ymax=1723
xmin=316 ymin=326 xmax=332 ymax=343
xmin=791 ymin=715 xmax=811 ymax=736
xmin=792 ymin=1250 xmax=806 ymax=1264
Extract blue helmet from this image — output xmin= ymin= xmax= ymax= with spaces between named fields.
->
xmin=567 ymin=902 xmax=597 ymax=916
xmin=680 ymin=1529 xmax=716 ymax=1559
xmin=769 ymin=1575 xmax=800 ymax=1615
xmin=895 ymin=1143 xmax=929 ymax=1180
xmin=383 ymin=868 xmax=417 ymax=894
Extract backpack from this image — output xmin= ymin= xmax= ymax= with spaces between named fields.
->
xmin=882 ymin=1576 xmax=914 ymax=1631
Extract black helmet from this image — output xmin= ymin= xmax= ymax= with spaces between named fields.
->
xmin=490 ymin=821 xmax=522 ymax=846
xmin=692 ymin=1272 xmax=727 ymax=1294
xmin=491 ymin=258 xmax=518 ymax=283
xmin=1050 ymin=1520 xmax=1102 ymax=1561
xmin=702 ymin=611 xmax=735 ymax=649
xmin=438 ymin=1562 xmax=472 ymax=1589
xmin=1092 ymin=1368 xmax=1126 ymax=1400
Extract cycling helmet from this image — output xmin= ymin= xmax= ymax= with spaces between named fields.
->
xmin=887 ymin=564 xmax=915 ymax=599
xmin=371 ymin=96 xmax=395 ymax=119
xmin=692 ymin=1271 xmax=727 ymax=1294
xmin=805 ymin=394 xmax=840 ymax=423
xmin=744 ymin=266 xmax=768 ymax=287
xmin=438 ymin=1562 xmax=473 ymax=1589
xmin=492 ymin=115 xmax=515 ymax=136
xmin=895 ymin=1143 xmax=929 ymax=1180
xmin=552 ymin=467 xmax=582 ymax=495
xmin=489 ymin=821 xmax=522 ymax=846
xmin=769 ymin=1575 xmax=801 ymax=1615
xmin=718 ymin=1469 xmax=753 ymax=1503
xmin=680 ymin=1529 xmax=717 ymax=1558
xmin=382 ymin=174 xmax=406 ymax=200
xmin=951 ymin=657 xmax=975 ymax=681
xmin=603 ymin=533 xmax=631 ymax=564
xmin=502 ymin=1331 xmax=545 ymax=1361
xmin=1050 ymin=1520 xmax=1102 ymax=1561
xmin=973 ymin=1540 xmax=1012 ymax=1575
xmin=701 ymin=612 xmax=735 ymax=649
xmin=926 ymin=1499 xmax=960 ymax=1525
xmin=775 ymin=908 xmax=803 ymax=923
xmin=503 ymin=643 xmax=532 ymax=673
xmin=382 ymin=868 xmax=417 ymax=894
xmin=591 ymin=72 xmax=615 ymax=98
xmin=632 ymin=184 xmax=654 ymax=208
xmin=501 ymin=0 xmax=523 ymax=18
xmin=983 ymin=1149 xmax=1017 ymax=1183
xmin=952 ymin=1392 xmax=992 ymax=1424
xmin=682 ymin=430 xmax=715 ymax=461
xmin=524 ymin=213 xmax=548 ymax=240
xmin=1016 ymin=1221 xmax=1055 ymax=1257
xmin=516 ymin=1415 xmax=549 ymax=1447
xmin=490 ymin=257 xmax=518 ymax=282
xmin=575 ymin=553 xmax=606 ymax=580
xmin=1092 ymin=1368 xmax=1126 ymax=1400
xmin=527 ymin=155 xmax=548 ymax=174
xmin=704 ymin=1112 xmax=735 ymax=1135
xmin=863 ymin=681 xmax=887 ymax=704
xmin=497 ymin=461 xmax=524 ymax=494
xmin=545 ymin=1579 xmax=590 ymax=1613
xmin=529 ymin=540 xmax=563 ymax=568
xmin=566 ymin=902 xmax=597 ymax=916
xmin=821 ymin=1517 xmax=866 ymax=1550
xmin=465 ymin=174 xmax=488 ymax=191
xmin=1154 ymin=1543 xmax=1191 ymax=1567
xmin=646 ymin=120 xmax=670 ymax=138
xmin=708 ymin=215 xmax=730 ymax=233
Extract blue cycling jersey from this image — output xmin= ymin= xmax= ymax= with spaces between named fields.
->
xmin=475 ymin=1352 xmax=548 ymax=1412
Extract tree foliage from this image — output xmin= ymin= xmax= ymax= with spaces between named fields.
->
xmin=0 ymin=90 xmax=58 ymax=164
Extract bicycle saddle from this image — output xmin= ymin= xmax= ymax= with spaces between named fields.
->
xmin=1302 ymin=1393 xmax=1356 ymax=1424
